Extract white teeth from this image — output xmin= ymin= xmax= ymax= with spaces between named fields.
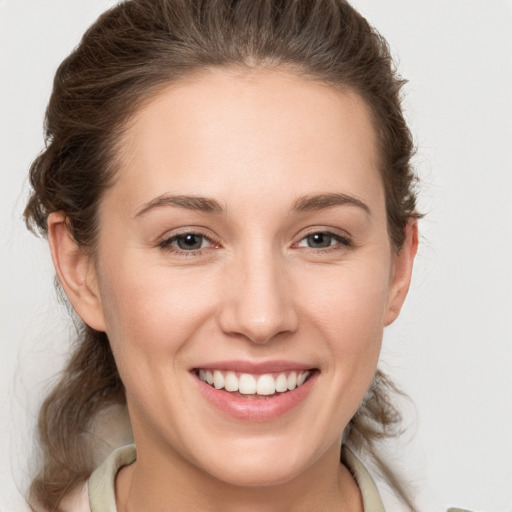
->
xmin=239 ymin=373 xmax=257 ymax=394
xmin=224 ymin=371 xmax=239 ymax=392
xmin=256 ymin=374 xmax=276 ymax=395
xmin=197 ymin=369 xmax=312 ymax=396
xmin=297 ymin=372 xmax=307 ymax=387
xmin=275 ymin=373 xmax=288 ymax=392
xmin=213 ymin=370 xmax=225 ymax=389
xmin=287 ymin=372 xmax=297 ymax=390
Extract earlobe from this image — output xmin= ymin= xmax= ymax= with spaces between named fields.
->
xmin=384 ymin=220 xmax=418 ymax=326
xmin=47 ymin=212 xmax=107 ymax=332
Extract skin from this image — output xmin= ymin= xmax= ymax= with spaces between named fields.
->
xmin=48 ymin=67 xmax=417 ymax=512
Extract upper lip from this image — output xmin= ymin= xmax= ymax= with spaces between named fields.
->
xmin=191 ymin=360 xmax=316 ymax=374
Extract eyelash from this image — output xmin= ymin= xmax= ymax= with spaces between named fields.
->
xmin=158 ymin=229 xmax=352 ymax=256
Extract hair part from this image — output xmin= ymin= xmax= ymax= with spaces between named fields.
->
xmin=24 ymin=1 xmax=420 ymax=510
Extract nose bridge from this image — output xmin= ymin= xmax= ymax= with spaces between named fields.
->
xmin=218 ymin=241 xmax=297 ymax=343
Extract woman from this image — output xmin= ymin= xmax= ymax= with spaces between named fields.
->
xmin=24 ymin=0 xmax=422 ymax=510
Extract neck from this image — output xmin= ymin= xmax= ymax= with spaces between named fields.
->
xmin=115 ymin=439 xmax=363 ymax=512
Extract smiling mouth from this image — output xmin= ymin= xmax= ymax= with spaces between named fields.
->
xmin=195 ymin=369 xmax=314 ymax=397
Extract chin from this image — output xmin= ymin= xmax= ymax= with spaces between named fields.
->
xmin=189 ymin=436 xmax=320 ymax=488
xmin=204 ymin=456 xmax=307 ymax=488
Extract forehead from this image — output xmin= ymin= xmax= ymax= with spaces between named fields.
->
xmin=111 ymin=67 xmax=383 ymax=215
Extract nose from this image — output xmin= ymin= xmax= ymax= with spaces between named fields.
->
xmin=217 ymin=246 xmax=298 ymax=344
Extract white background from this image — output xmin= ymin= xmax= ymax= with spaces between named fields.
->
xmin=1 ymin=1 xmax=511 ymax=511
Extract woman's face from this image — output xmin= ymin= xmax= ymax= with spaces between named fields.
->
xmin=74 ymin=68 xmax=415 ymax=487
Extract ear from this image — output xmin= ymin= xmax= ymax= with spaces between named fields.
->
xmin=384 ymin=220 xmax=418 ymax=326
xmin=47 ymin=212 xmax=107 ymax=332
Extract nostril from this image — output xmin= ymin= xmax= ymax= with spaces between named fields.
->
xmin=217 ymin=304 xmax=299 ymax=345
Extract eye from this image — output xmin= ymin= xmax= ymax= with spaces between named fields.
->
xmin=159 ymin=232 xmax=216 ymax=253
xmin=174 ymin=233 xmax=208 ymax=250
xmin=295 ymin=231 xmax=351 ymax=250
xmin=300 ymin=233 xmax=333 ymax=248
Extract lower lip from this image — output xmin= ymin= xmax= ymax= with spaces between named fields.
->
xmin=194 ymin=372 xmax=318 ymax=421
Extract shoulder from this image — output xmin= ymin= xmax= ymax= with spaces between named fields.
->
xmin=341 ymin=446 xmax=475 ymax=512
xmin=59 ymin=481 xmax=90 ymax=512
xmin=341 ymin=445 xmax=386 ymax=512
xmin=88 ymin=444 xmax=137 ymax=512
xmin=59 ymin=444 xmax=136 ymax=512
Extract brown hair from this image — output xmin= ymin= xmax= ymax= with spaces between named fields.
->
xmin=24 ymin=0 xmax=420 ymax=510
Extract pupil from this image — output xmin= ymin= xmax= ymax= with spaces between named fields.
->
xmin=308 ymin=233 xmax=331 ymax=248
xmin=177 ymin=234 xmax=202 ymax=250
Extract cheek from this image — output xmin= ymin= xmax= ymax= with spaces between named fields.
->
xmin=96 ymin=254 xmax=219 ymax=364
xmin=301 ymin=259 xmax=391 ymax=342
xmin=297 ymin=258 xmax=391 ymax=393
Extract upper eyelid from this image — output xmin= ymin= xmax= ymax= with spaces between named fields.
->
xmin=298 ymin=232 xmax=349 ymax=242
xmin=292 ymin=226 xmax=352 ymax=242
xmin=158 ymin=226 xmax=216 ymax=241
xmin=158 ymin=229 xmax=219 ymax=251
xmin=163 ymin=232 xmax=212 ymax=242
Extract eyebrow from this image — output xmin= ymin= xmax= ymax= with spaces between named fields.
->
xmin=135 ymin=192 xmax=370 ymax=218
xmin=292 ymin=193 xmax=371 ymax=215
xmin=135 ymin=194 xmax=225 ymax=217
